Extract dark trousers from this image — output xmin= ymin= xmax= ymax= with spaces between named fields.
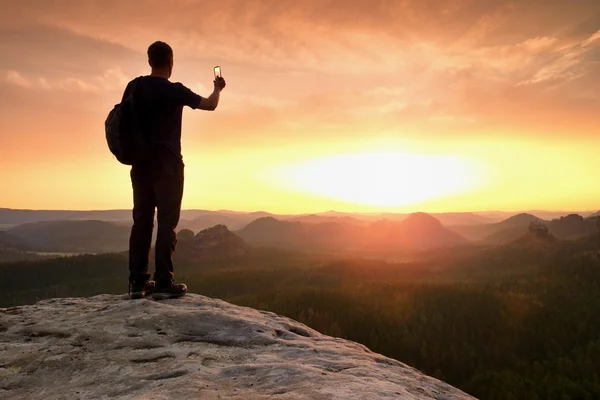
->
xmin=128 ymin=157 xmax=184 ymax=284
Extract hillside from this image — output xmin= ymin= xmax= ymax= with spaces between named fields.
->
xmin=0 ymin=294 xmax=474 ymax=400
xmin=7 ymin=220 xmax=133 ymax=253
xmin=452 ymin=213 xmax=541 ymax=241
xmin=482 ymin=226 xmax=526 ymax=245
xmin=0 ymin=231 xmax=43 ymax=262
xmin=0 ymin=231 xmax=35 ymax=251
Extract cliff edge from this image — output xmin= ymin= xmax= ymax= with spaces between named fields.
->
xmin=0 ymin=294 xmax=475 ymax=399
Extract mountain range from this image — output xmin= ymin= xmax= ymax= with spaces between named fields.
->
xmin=454 ymin=213 xmax=599 ymax=244
xmin=236 ymin=213 xmax=468 ymax=252
xmin=2 ymin=207 xmax=598 ymax=230
xmin=1 ymin=208 xmax=598 ymax=255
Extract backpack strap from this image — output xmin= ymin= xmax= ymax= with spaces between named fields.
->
xmin=122 ymin=76 xmax=142 ymax=103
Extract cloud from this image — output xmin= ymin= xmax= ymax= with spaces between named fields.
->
xmin=516 ymin=29 xmax=600 ymax=85
xmin=2 ymin=68 xmax=129 ymax=93
xmin=1 ymin=0 xmax=599 ymax=146
xmin=0 ymin=25 xmax=140 ymax=78
xmin=2 ymin=1 xmax=599 ymax=85
xmin=5 ymin=71 xmax=33 ymax=89
xmin=3 ymin=0 xmax=594 ymax=74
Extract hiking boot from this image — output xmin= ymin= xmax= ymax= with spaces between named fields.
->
xmin=152 ymin=280 xmax=187 ymax=300
xmin=129 ymin=280 xmax=156 ymax=299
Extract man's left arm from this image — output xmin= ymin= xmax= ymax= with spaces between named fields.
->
xmin=175 ymin=78 xmax=226 ymax=111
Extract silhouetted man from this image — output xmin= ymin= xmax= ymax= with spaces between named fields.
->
xmin=124 ymin=41 xmax=226 ymax=299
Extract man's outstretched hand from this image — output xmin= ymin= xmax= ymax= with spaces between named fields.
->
xmin=214 ymin=76 xmax=226 ymax=92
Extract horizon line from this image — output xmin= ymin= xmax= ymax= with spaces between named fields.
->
xmin=1 ymin=206 xmax=598 ymax=216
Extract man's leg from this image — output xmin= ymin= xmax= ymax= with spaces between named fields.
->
xmin=128 ymin=166 xmax=156 ymax=284
xmin=153 ymin=161 xmax=184 ymax=285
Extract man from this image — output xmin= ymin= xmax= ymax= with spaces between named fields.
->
xmin=125 ymin=41 xmax=226 ymax=300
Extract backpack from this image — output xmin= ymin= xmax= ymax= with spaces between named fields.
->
xmin=105 ymin=77 xmax=150 ymax=165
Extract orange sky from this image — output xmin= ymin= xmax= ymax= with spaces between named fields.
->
xmin=1 ymin=0 xmax=599 ymax=214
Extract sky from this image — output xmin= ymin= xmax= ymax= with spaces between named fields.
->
xmin=1 ymin=0 xmax=599 ymax=214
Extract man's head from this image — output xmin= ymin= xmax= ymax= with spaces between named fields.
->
xmin=148 ymin=41 xmax=173 ymax=78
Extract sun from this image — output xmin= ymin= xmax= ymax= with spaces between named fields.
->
xmin=269 ymin=151 xmax=484 ymax=208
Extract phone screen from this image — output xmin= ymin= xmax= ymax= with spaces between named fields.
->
xmin=214 ymin=66 xmax=222 ymax=79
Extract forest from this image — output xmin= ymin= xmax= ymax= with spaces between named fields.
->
xmin=1 ymin=233 xmax=599 ymax=399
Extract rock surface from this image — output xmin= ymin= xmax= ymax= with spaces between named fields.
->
xmin=0 ymin=294 xmax=476 ymax=399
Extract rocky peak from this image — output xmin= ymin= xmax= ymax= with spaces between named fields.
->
xmin=177 ymin=225 xmax=247 ymax=260
xmin=0 ymin=294 xmax=476 ymax=399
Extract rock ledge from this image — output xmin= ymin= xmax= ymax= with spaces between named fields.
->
xmin=0 ymin=294 xmax=475 ymax=399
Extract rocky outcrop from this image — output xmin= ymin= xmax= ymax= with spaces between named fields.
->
xmin=177 ymin=225 xmax=247 ymax=261
xmin=506 ymin=222 xmax=558 ymax=251
xmin=0 ymin=294 xmax=475 ymax=399
xmin=547 ymin=214 xmax=586 ymax=239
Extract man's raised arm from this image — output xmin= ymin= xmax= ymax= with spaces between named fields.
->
xmin=197 ymin=77 xmax=226 ymax=111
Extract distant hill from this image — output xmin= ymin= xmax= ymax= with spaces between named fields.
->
xmin=315 ymin=211 xmax=496 ymax=226
xmin=180 ymin=214 xmax=258 ymax=233
xmin=236 ymin=217 xmax=315 ymax=248
xmin=3 ymin=208 xmax=596 ymax=253
xmin=498 ymin=213 xmax=543 ymax=229
xmin=3 ymin=207 xmax=596 ymax=233
xmin=477 ymin=210 xmax=597 ymax=221
xmin=452 ymin=213 xmax=542 ymax=241
xmin=473 ymin=212 xmax=599 ymax=245
xmin=0 ymin=231 xmax=36 ymax=251
xmin=481 ymin=214 xmax=599 ymax=245
xmin=168 ymin=210 xmax=282 ymax=233
xmin=0 ymin=208 xmax=132 ymax=225
xmin=8 ymin=220 xmax=132 ymax=253
xmin=506 ymin=221 xmax=558 ymax=251
xmin=0 ymin=231 xmax=46 ymax=263
xmin=237 ymin=213 xmax=468 ymax=252
xmin=374 ymin=213 xmax=468 ymax=249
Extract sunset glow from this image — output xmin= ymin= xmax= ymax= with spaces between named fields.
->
xmin=1 ymin=1 xmax=599 ymax=213
xmin=270 ymin=152 xmax=484 ymax=207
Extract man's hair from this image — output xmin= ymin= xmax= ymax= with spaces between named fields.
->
xmin=148 ymin=41 xmax=173 ymax=69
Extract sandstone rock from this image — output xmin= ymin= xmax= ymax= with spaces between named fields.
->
xmin=0 ymin=294 xmax=476 ymax=399
xmin=177 ymin=225 xmax=247 ymax=261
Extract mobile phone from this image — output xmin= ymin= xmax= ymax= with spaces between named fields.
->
xmin=214 ymin=66 xmax=222 ymax=79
